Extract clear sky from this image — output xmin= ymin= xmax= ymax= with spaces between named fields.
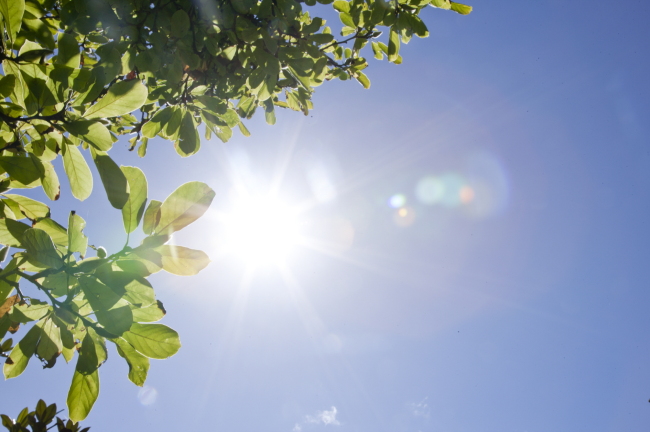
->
xmin=4 ymin=1 xmax=650 ymax=431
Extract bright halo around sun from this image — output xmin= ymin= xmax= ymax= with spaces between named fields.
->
xmin=221 ymin=194 xmax=302 ymax=266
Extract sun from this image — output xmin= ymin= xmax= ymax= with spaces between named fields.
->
xmin=220 ymin=194 xmax=302 ymax=266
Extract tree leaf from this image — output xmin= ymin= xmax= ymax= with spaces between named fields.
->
xmin=142 ymin=199 xmax=162 ymax=235
xmin=114 ymin=337 xmax=149 ymax=386
xmin=450 ymin=2 xmax=472 ymax=14
xmin=22 ymin=228 xmax=64 ymax=269
xmin=131 ymin=301 xmax=165 ymax=323
xmin=121 ymin=166 xmax=147 ymax=233
xmin=141 ymin=107 xmax=172 ymax=139
xmin=3 ymin=324 xmax=40 ymax=379
xmin=68 ymin=212 xmax=88 ymax=257
xmin=67 ymin=369 xmax=99 ymax=422
xmin=62 ymin=143 xmax=93 ymax=201
xmin=171 ymin=10 xmax=190 ymax=39
xmin=56 ymin=32 xmax=80 ymax=68
xmin=97 ymin=270 xmax=155 ymax=307
xmin=36 ymin=317 xmax=62 ymax=364
xmin=122 ymin=323 xmax=180 ymax=359
xmin=91 ymin=150 xmax=129 ymax=209
xmin=155 ymin=245 xmax=210 ymax=276
xmin=388 ymin=25 xmax=400 ymax=62
xmin=176 ymin=110 xmax=200 ymax=157
xmin=155 ymin=182 xmax=216 ymax=235
xmin=78 ymin=275 xmax=122 ymax=311
xmin=82 ymin=79 xmax=148 ymax=120
xmin=95 ymin=299 xmax=133 ymax=336
xmin=37 ymin=158 xmax=60 ymax=201
xmin=0 ymin=219 xmax=30 ymax=247
xmin=355 ymin=71 xmax=371 ymax=89
xmin=33 ymin=218 xmax=67 ymax=247
xmin=2 ymin=194 xmax=50 ymax=220
xmin=0 ymin=0 xmax=25 ymax=42
xmin=0 ymin=156 xmax=41 ymax=188
xmin=63 ymin=120 xmax=113 ymax=152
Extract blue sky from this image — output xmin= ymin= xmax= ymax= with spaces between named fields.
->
xmin=4 ymin=1 xmax=650 ymax=431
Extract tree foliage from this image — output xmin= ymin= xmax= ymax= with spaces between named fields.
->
xmin=1 ymin=399 xmax=89 ymax=432
xmin=0 ymin=0 xmax=471 ymax=423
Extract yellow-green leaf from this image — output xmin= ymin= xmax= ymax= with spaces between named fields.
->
xmin=62 ymin=143 xmax=93 ymax=201
xmin=155 ymin=182 xmax=215 ymax=235
xmin=67 ymin=369 xmax=99 ymax=422
xmin=82 ymin=79 xmax=148 ymax=120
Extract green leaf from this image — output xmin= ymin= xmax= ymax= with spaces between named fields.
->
xmin=35 ymin=157 xmax=60 ymax=201
xmin=155 ymin=245 xmax=210 ymax=276
xmin=0 ymin=0 xmax=24 ymax=42
xmin=114 ymin=337 xmax=149 ymax=386
xmin=76 ymin=327 xmax=106 ymax=374
xmin=33 ymin=218 xmax=67 ymax=246
xmin=142 ymin=199 xmax=162 ymax=235
xmin=155 ymin=182 xmax=215 ymax=235
xmin=430 ymin=0 xmax=451 ymax=9
xmin=388 ymin=25 xmax=400 ymax=62
xmin=68 ymin=212 xmax=88 ymax=257
xmin=62 ymin=143 xmax=93 ymax=201
xmin=95 ymin=299 xmax=133 ymax=336
xmin=11 ymin=300 xmax=50 ymax=323
xmin=82 ymin=79 xmax=148 ymax=120
xmin=141 ymin=107 xmax=172 ymax=139
xmin=2 ymin=194 xmax=50 ymax=220
xmin=0 ymin=219 xmax=30 ymax=247
xmin=176 ymin=110 xmax=200 ymax=157
xmin=3 ymin=324 xmax=40 ymax=379
xmin=171 ymin=9 xmax=190 ymax=39
xmin=67 ymin=369 xmax=99 ymax=422
xmin=91 ymin=150 xmax=129 ymax=209
xmin=78 ymin=275 xmax=122 ymax=311
xmin=263 ymin=99 xmax=276 ymax=125
xmin=36 ymin=317 xmax=62 ymax=364
xmin=0 ymin=156 xmax=41 ymax=188
xmin=121 ymin=166 xmax=147 ymax=234
xmin=56 ymin=32 xmax=80 ymax=68
xmin=355 ymin=71 xmax=371 ymax=89
xmin=22 ymin=228 xmax=64 ymax=269
xmin=0 ymin=75 xmax=16 ymax=98
xmin=131 ymin=301 xmax=165 ymax=323
xmin=450 ymin=2 xmax=472 ymax=14
xmin=122 ymin=323 xmax=180 ymax=359
xmin=97 ymin=270 xmax=155 ymax=307
xmin=63 ymin=120 xmax=113 ymax=152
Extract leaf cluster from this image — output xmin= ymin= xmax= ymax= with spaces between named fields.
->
xmin=1 ymin=399 xmax=89 ymax=432
xmin=0 ymin=181 xmax=214 ymax=421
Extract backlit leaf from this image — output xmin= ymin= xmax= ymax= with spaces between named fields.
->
xmin=3 ymin=324 xmax=40 ymax=379
xmin=114 ymin=337 xmax=149 ymax=386
xmin=121 ymin=166 xmax=147 ymax=234
xmin=62 ymin=144 xmax=93 ymax=201
xmin=122 ymin=323 xmax=180 ymax=359
xmin=83 ymin=79 xmax=148 ymax=120
xmin=67 ymin=369 xmax=99 ymax=422
xmin=155 ymin=245 xmax=210 ymax=276
xmin=155 ymin=182 xmax=215 ymax=235
xmin=22 ymin=228 xmax=63 ymax=269
xmin=91 ymin=150 xmax=129 ymax=209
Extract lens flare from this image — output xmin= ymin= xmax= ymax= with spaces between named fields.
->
xmin=389 ymin=193 xmax=407 ymax=208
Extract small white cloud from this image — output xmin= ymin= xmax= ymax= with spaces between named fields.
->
xmin=407 ymin=397 xmax=430 ymax=419
xmin=306 ymin=406 xmax=340 ymax=426
xmin=295 ymin=406 xmax=341 ymax=431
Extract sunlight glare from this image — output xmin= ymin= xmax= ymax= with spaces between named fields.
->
xmin=222 ymin=195 xmax=301 ymax=265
